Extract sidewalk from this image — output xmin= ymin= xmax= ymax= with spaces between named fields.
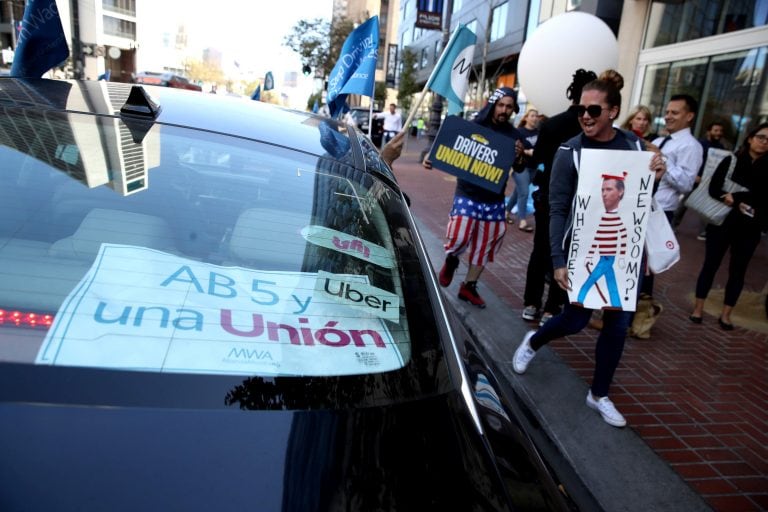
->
xmin=393 ymin=136 xmax=768 ymax=512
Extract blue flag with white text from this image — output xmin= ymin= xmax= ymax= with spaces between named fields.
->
xmin=326 ymin=16 xmax=379 ymax=118
xmin=11 ymin=0 xmax=69 ymax=78
xmin=427 ymin=24 xmax=476 ymax=115
xmin=251 ymin=85 xmax=261 ymax=101
xmin=264 ymin=71 xmax=274 ymax=91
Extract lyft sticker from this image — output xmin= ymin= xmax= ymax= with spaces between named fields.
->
xmin=301 ymin=226 xmax=394 ymax=268
xmin=315 ymin=271 xmax=400 ymax=322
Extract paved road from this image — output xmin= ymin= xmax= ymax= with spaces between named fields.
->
xmin=392 ymin=135 xmax=768 ymax=512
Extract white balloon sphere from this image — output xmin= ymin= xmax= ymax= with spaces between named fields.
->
xmin=518 ymin=12 xmax=618 ymax=116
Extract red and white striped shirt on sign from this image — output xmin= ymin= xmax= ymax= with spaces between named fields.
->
xmin=588 ymin=212 xmax=627 ymax=257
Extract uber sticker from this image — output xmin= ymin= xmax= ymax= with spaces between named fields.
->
xmin=316 ymin=271 xmax=400 ymax=322
xmin=301 ymin=226 xmax=395 ymax=269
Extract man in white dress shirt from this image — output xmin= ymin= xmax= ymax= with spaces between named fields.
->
xmin=377 ymin=103 xmax=403 ymax=147
xmin=652 ymin=94 xmax=703 ymax=221
xmin=641 ymin=94 xmax=703 ymax=302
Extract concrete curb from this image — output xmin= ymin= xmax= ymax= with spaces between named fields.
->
xmin=415 ymin=219 xmax=713 ymax=512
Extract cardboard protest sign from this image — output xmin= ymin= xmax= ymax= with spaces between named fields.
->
xmin=427 ymin=116 xmax=516 ymax=194
xmin=566 ymin=149 xmax=654 ymax=312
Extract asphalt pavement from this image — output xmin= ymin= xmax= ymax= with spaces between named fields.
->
xmin=391 ymin=135 xmax=767 ymax=512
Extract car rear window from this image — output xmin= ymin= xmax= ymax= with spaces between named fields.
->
xmin=0 ymin=108 xmax=440 ymax=384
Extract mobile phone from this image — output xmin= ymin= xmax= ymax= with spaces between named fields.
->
xmin=743 ymin=205 xmax=755 ymax=217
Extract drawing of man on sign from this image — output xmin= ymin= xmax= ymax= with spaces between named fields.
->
xmin=576 ymin=172 xmax=628 ymax=308
xmin=565 ymin=148 xmax=655 ymax=312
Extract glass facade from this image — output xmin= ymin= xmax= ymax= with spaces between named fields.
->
xmin=645 ymin=0 xmax=768 ymax=48
xmin=637 ymin=1 xmax=768 ymax=147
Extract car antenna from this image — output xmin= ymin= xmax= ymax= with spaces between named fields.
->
xmin=119 ymin=85 xmax=161 ymax=143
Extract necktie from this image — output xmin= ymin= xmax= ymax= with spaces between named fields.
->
xmin=658 ymin=135 xmax=672 ymax=149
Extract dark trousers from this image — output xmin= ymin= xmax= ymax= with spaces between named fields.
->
xmin=523 ymin=196 xmax=567 ymax=313
xmin=695 ymin=220 xmax=762 ymax=306
xmin=530 ymin=304 xmax=632 ymax=397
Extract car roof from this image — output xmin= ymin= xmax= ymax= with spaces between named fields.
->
xmin=0 ymin=78 xmax=353 ymax=159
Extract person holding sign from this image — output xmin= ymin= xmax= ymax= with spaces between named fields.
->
xmin=433 ymin=87 xmax=524 ymax=308
xmin=512 ymin=71 xmax=668 ymax=428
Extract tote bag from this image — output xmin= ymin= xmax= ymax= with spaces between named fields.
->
xmin=684 ymin=149 xmax=747 ymax=226
xmin=646 ymin=199 xmax=680 ymax=274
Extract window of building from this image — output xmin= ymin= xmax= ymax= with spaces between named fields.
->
xmin=453 ymin=0 xmax=463 ymax=13
xmin=645 ymin=0 xmax=768 ymax=49
xmin=638 ymin=46 xmax=768 ymax=146
xmin=102 ymin=0 xmax=136 ymax=16
xmin=402 ymin=28 xmax=411 ymax=48
xmin=490 ymin=2 xmax=508 ymax=42
xmin=103 ymin=16 xmax=136 ymax=39
xmin=434 ymin=40 xmax=441 ymax=62
xmin=403 ymin=0 xmax=409 ymax=20
xmin=466 ymin=19 xmax=478 ymax=36
xmin=420 ymin=47 xmax=429 ymax=69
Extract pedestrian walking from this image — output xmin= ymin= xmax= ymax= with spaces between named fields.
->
xmin=512 ymin=70 xmax=668 ymax=428
xmin=433 ymin=87 xmax=524 ymax=308
xmin=506 ymin=108 xmax=539 ymax=232
xmin=376 ymin=103 xmax=403 ymax=147
xmin=620 ymin=104 xmax=657 ymax=143
xmin=521 ymin=68 xmax=597 ymax=326
xmin=689 ymin=122 xmax=768 ymax=330
xmin=640 ymin=94 xmax=703 ymax=299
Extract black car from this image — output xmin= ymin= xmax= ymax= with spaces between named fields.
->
xmin=0 ymin=78 xmax=576 ymax=511
xmin=347 ymin=106 xmax=385 ymax=147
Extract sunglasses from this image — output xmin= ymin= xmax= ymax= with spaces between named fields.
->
xmin=574 ymin=105 xmax=608 ymax=118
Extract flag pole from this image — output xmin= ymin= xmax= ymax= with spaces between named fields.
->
xmin=401 ymin=24 xmax=460 ymax=137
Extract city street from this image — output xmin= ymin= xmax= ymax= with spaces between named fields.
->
xmin=391 ymin=134 xmax=768 ymax=512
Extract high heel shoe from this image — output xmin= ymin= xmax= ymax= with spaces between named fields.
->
xmin=688 ymin=315 xmax=703 ymax=324
xmin=718 ymin=318 xmax=734 ymax=331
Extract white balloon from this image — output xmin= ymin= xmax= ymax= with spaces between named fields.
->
xmin=518 ymin=12 xmax=618 ymax=116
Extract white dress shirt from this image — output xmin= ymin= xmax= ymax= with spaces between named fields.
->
xmin=379 ymin=111 xmax=403 ymax=132
xmin=653 ymin=127 xmax=703 ymax=212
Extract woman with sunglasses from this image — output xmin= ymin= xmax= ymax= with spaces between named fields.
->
xmin=689 ymin=123 xmax=768 ymax=330
xmin=512 ymin=70 xmax=667 ymax=428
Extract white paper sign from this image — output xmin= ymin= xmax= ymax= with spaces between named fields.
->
xmin=36 ymin=244 xmax=406 ymax=376
xmin=567 ymin=149 xmax=654 ymax=312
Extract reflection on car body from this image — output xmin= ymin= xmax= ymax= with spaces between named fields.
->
xmin=0 ymin=78 xmax=578 ymax=511
xmin=134 ymin=70 xmax=203 ymax=91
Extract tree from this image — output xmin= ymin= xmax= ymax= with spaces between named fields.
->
xmin=397 ymin=49 xmax=419 ymax=112
xmin=183 ymin=58 xmax=224 ymax=84
xmin=283 ymin=17 xmax=355 ymax=79
xmin=374 ymin=81 xmax=387 ymax=108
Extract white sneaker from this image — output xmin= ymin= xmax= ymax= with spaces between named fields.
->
xmin=586 ymin=392 xmax=627 ymax=428
xmin=521 ymin=305 xmax=539 ymax=321
xmin=513 ymin=330 xmax=537 ymax=374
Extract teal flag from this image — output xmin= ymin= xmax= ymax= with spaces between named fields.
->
xmin=426 ymin=25 xmax=476 ymax=115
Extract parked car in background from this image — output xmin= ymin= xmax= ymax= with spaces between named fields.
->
xmin=0 ymin=77 xmax=579 ymax=511
xmin=134 ymin=70 xmax=202 ymax=91
xmin=347 ymin=106 xmax=384 ymax=147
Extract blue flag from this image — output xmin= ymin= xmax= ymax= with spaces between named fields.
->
xmin=427 ymin=24 xmax=476 ymax=115
xmin=97 ymin=70 xmax=111 ymax=81
xmin=11 ymin=0 xmax=69 ymax=78
xmin=264 ymin=71 xmax=274 ymax=91
xmin=251 ymin=85 xmax=261 ymax=101
xmin=326 ymin=16 xmax=379 ymax=118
